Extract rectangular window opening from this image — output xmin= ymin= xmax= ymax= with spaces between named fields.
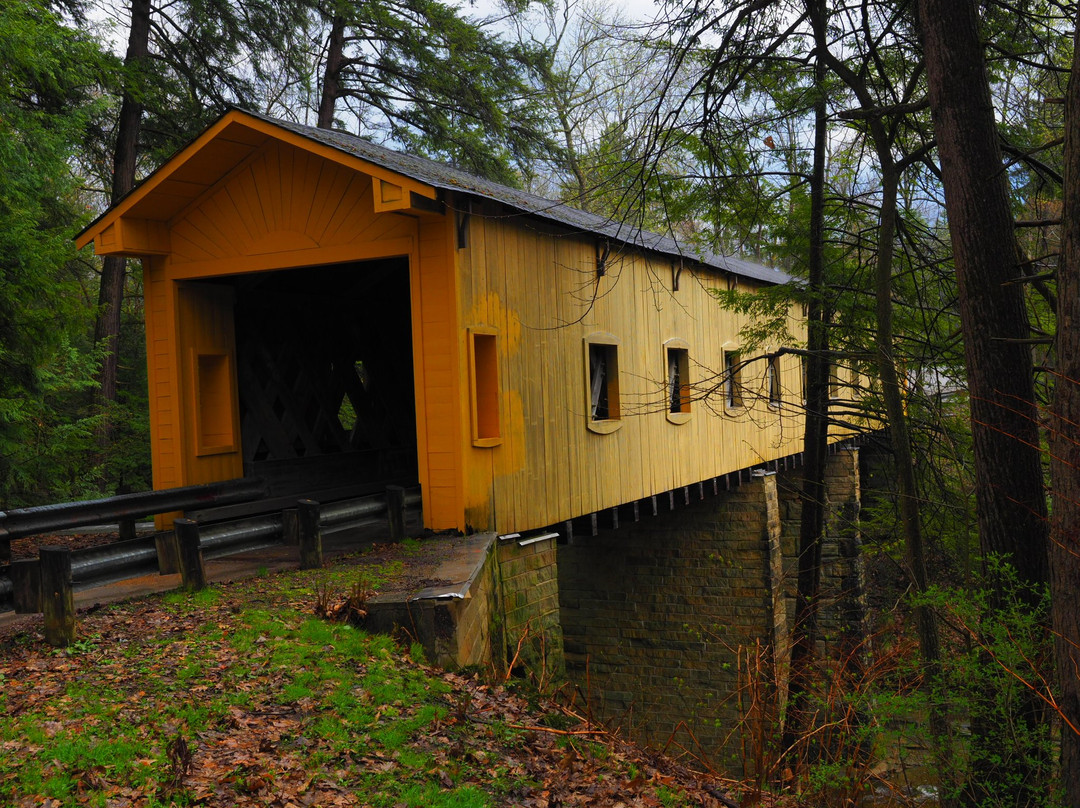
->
xmin=768 ymin=356 xmax=781 ymax=406
xmin=584 ymin=334 xmax=621 ymax=433
xmin=667 ymin=347 xmax=690 ymax=414
xmin=589 ymin=343 xmax=620 ymax=421
xmin=195 ymin=352 xmax=236 ymax=455
xmin=829 ymin=362 xmax=843 ymax=399
xmin=470 ymin=330 xmax=501 ymax=446
xmin=724 ymin=351 xmax=742 ymax=409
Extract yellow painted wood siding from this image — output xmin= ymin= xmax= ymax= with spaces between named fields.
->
xmin=139 ymin=137 xmax=465 ymax=526
xmin=458 ymin=201 xmax=808 ymax=534
xmin=176 ymin=283 xmax=244 ymax=485
xmin=143 ymin=257 xmax=183 ymax=493
xmin=416 ymin=215 xmax=465 ymax=530
xmin=164 ymin=139 xmax=416 ymax=280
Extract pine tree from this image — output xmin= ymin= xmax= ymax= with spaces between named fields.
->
xmin=312 ymin=0 xmax=554 ymax=184
xmin=0 ymin=0 xmax=111 ymax=503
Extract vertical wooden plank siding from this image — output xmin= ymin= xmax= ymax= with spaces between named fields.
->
xmin=462 ymin=201 xmax=496 ymax=530
xmin=142 ymin=137 xmax=428 ymax=510
xmin=417 ymin=208 xmax=465 ymax=530
xmin=176 ymin=283 xmax=244 ymax=485
xmin=142 ymin=257 xmax=184 ymax=526
xmin=456 ymin=213 xmax=811 ymax=535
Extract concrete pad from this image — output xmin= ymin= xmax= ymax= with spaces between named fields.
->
xmin=366 ymin=533 xmax=497 ymax=669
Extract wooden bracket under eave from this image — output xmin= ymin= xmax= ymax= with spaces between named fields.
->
xmin=81 ymin=217 xmax=171 ymax=256
xmin=373 ymin=178 xmax=407 ymax=212
xmin=372 ymin=178 xmax=444 ymax=217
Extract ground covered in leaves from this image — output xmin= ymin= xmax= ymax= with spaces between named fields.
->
xmin=0 ymin=540 xmax=740 ymax=807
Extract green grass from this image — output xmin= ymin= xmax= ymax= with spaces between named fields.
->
xmin=0 ymin=596 xmax=460 ymax=803
xmin=0 ymin=541 xmax=703 ymax=807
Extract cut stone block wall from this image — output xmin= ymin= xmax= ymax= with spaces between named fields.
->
xmin=364 ymin=532 xmax=565 ymax=678
xmin=817 ymin=450 xmax=868 ymax=659
xmin=557 ymin=474 xmax=784 ymax=768
xmin=496 ymin=535 xmax=564 ymax=679
xmin=557 ymin=450 xmax=865 ymax=769
xmin=363 ymin=448 xmax=865 ymax=764
xmin=365 ymin=533 xmax=499 ymax=670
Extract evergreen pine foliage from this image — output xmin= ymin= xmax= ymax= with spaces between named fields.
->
xmin=0 ymin=0 xmax=113 ymax=506
xmin=313 ymin=0 xmax=556 ymax=186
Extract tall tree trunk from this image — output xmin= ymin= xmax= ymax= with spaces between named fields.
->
xmin=811 ymin=21 xmax=957 ymax=786
xmin=95 ymin=0 xmax=151 ymax=415
xmin=317 ymin=15 xmax=345 ymax=129
xmin=785 ymin=0 xmax=830 ymax=755
xmin=917 ymin=1 xmax=1050 ymax=803
xmin=916 ymin=0 xmax=1048 ymax=591
xmin=872 ymin=162 xmax=954 ymax=792
xmin=1048 ymin=10 xmax=1080 ymax=805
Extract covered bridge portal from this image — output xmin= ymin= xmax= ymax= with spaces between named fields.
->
xmin=77 ymin=109 xmax=826 ymax=536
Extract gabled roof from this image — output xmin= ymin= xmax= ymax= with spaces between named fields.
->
xmin=78 ymin=108 xmax=790 ymax=286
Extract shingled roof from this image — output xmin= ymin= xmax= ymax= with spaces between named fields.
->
xmin=78 ymin=107 xmax=790 ymax=286
xmin=242 ymin=110 xmax=790 ymax=287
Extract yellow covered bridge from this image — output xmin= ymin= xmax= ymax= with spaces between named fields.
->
xmin=76 ymin=108 xmax=810 ymax=536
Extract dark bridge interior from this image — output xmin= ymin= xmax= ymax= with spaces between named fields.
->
xmin=231 ymin=257 xmax=418 ymax=498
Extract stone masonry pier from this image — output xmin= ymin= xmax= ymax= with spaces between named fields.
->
xmin=557 ymin=449 xmax=864 ymax=769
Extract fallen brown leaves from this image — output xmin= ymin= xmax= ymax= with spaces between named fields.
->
xmin=0 ymin=543 xmax=744 ymax=807
xmin=422 ymin=670 xmax=737 ymax=807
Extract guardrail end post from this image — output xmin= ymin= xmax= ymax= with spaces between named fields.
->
xmin=12 ymin=559 xmax=42 ymax=614
xmin=282 ymin=508 xmax=299 ymax=546
xmin=155 ymin=530 xmax=180 ymax=575
xmin=40 ymin=547 xmax=75 ymax=647
xmin=385 ymin=485 xmax=406 ymax=542
xmin=174 ymin=519 xmax=206 ymax=591
xmin=298 ymin=500 xmax=323 ymax=570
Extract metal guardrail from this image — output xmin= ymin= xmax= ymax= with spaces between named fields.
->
xmin=0 ymin=477 xmax=268 ymax=542
xmin=71 ymin=536 xmax=160 ymax=589
xmin=201 ymin=514 xmax=282 ymax=560
xmin=0 ymin=485 xmax=422 ymax=633
xmin=321 ymin=489 xmax=421 ymax=528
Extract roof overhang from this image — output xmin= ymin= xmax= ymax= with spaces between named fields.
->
xmin=75 ymin=109 xmax=439 ymax=256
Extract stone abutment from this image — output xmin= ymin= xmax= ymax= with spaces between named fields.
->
xmin=556 ymin=448 xmax=864 ymax=769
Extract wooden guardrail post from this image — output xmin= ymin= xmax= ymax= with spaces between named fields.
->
xmin=385 ymin=485 xmax=406 ymax=541
xmin=12 ymin=559 xmax=42 ymax=613
xmin=174 ymin=519 xmax=206 ymax=590
xmin=118 ymin=518 xmax=137 ymax=541
xmin=298 ymin=499 xmax=322 ymax=570
xmin=40 ymin=547 xmax=75 ymax=647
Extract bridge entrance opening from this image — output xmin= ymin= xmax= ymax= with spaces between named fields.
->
xmin=225 ymin=256 xmax=418 ymax=498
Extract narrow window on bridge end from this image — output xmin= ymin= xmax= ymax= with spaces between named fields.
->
xmin=723 ymin=349 xmax=743 ymax=411
xmin=584 ymin=333 xmax=622 ymax=434
xmin=468 ymin=328 xmax=501 ymax=447
xmin=193 ymin=351 xmax=237 ymax=456
xmin=664 ymin=339 xmax=691 ymax=424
